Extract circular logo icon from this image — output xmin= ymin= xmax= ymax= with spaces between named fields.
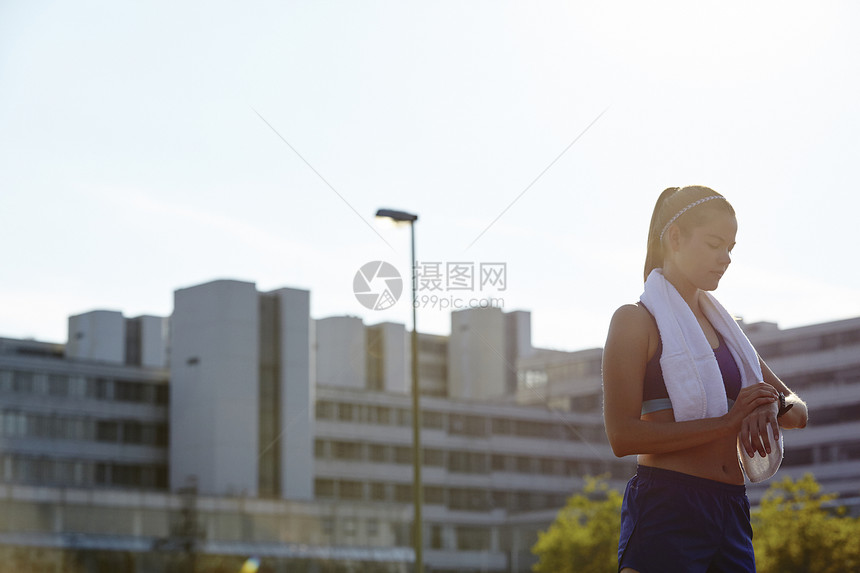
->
xmin=353 ymin=261 xmax=403 ymax=310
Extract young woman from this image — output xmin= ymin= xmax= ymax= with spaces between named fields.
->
xmin=602 ymin=186 xmax=808 ymax=573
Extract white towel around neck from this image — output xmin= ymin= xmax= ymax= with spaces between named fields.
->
xmin=640 ymin=268 xmax=782 ymax=483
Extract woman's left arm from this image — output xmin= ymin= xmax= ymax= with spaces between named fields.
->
xmin=759 ymin=355 xmax=808 ymax=430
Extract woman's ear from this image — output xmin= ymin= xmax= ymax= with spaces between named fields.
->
xmin=666 ymin=224 xmax=682 ymax=253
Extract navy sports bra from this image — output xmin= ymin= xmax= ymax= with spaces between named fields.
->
xmin=641 ymin=327 xmax=743 ymax=416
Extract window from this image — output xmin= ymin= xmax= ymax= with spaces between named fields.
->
xmin=448 ymin=451 xmax=488 ymax=474
xmin=123 ymin=422 xmax=144 ymax=444
xmin=369 ymin=444 xmax=389 ymax=463
xmin=155 ymin=424 xmax=168 ymax=446
xmin=357 ymin=405 xmax=371 ymax=423
xmin=514 ymin=419 xmax=559 ymax=439
xmin=154 ymin=385 xmax=168 ymax=405
xmin=5 ymin=412 xmax=25 ymax=437
xmin=12 ymin=371 xmax=34 ymax=393
xmin=841 ymin=441 xmax=860 ymax=461
xmin=86 ymin=378 xmax=111 ymax=400
xmin=337 ymin=403 xmax=355 ymax=422
xmin=448 ymin=414 xmax=486 ymax=437
xmin=422 ymin=448 xmax=445 ymax=466
xmin=782 ymin=447 xmax=814 ymax=467
xmin=339 ymin=480 xmax=364 ymax=500
xmin=332 ymin=441 xmax=363 ymax=461
xmin=391 ymin=521 xmax=410 ymax=546
xmin=492 ymin=491 xmax=508 ymax=510
xmin=47 ymin=375 xmax=69 ymax=397
xmin=519 ymin=369 xmax=548 ymax=389
xmin=570 ymin=394 xmax=601 ymax=413
xmin=457 ymin=526 xmax=491 ymax=551
xmin=395 ymin=484 xmax=413 ymax=503
xmin=424 ymin=486 xmax=445 ymax=505
xmin=96 ymin=421 xmax=119 ymax=442
xmin=54 ymin=460 xmax=75 ymax=483
xmin=396 ymin=408 xmax=411 ymax=426
xmin=516 ymin=456 xmax=533 ymax=474
xmin=512 ymin=491 xmax=532 ymax=511
xmin=430 ymin=525 xmax=443 ymax=549
xmin=46 ymin=417 xmax=66 ymax=439
xmin=491 ymin=418 xmax=511 ymax=435
xmin=343 ymin=517 xmax=357 ymax=535
xmin=30 ymin=414 xmax=48 ymax=437
xmin=315 ymin=479 xmax=335 ymax=498
xmin=370 ymin=482 xmax=388 ymax=501
xmin=315 ymin=401 xmax=335 ymax=420
xmin=374 ymin=406 xmax=391 ymax=425
xmin=448 ymin=488 xmax=489 ymax=511
xmin=314 ymin=439 xmax=327 ymax=458
xmin=0 ymin=370 xmax=10 ymax=392
xmin=95 ymin=463 xmax=110 ymax=485
xmin=540 ymin=458 xmax=562 ymax=475
xmin=809 ymin=404 xmax=860 ymax=426
xmin=419 ymin=362 xmax=446 ymax=379
xmin=422 ymin=410 xmax=444 ymax=429
xmin=321 ymin=517 xmax=334 ymax=536
xmin=113 ymin=464 xmax=143 ymax=487
xmin=492 ymin=455 xmax=508 ymax=472
xmin=367 ymin=518 xmax=379 ymax=536
xmin=394 ymin=446 xmax=412 ymax=464
xmin=115 ymin=381 xmax=146 ymax=403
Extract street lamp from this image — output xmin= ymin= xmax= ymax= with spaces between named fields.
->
xmin=375 ymin=208 xmax=422 ymax=573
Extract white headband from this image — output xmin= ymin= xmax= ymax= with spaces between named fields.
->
xmin=659 ymin=195 xmax=725 ymax=241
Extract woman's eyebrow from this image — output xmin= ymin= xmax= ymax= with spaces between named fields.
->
xmin=706 ymin=233 xmax=737 ymax=248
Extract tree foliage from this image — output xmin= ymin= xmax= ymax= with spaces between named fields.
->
xmin=531 ymin=476 xmax=621 ymax=573
xmin=753 ymin=473 xmax=860 ymax=573
xmin=531 ymin=473 xmax=860 ymax=573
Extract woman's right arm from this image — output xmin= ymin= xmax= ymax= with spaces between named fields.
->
xmin=602 ymin=304 xmax=778 ymax=458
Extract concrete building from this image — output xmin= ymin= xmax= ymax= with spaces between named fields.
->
xmin=0 ymin=312 xmax=169 ymax=494
xmin=1 ymin=278 xmax=858 ymax=571
xmin=448 ymin=308 xmax=533 ymax=401
xmin=743 ymin=317 xmax=860 ymax=504
xmin=170 ymin=280 xmax=314 ymax=501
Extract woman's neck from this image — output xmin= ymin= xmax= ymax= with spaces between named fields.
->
xmin=661 ymin=265 xmax=702 ymax=314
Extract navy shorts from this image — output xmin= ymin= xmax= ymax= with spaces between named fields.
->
xmin=618 ymin=465 xmax=755 ymax=573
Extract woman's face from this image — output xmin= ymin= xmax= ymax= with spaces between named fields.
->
xmin=673 ymin=210 xmax=738 ymax=292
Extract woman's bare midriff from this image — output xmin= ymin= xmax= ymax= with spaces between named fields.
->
xmin=638 ymin=409 xmax=744 ymax=485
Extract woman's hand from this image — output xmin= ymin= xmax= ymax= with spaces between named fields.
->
xmin=725 ymin=382 xmax=778 ymax=438
xmin=739 ymin=401 xmax=780 ymax=458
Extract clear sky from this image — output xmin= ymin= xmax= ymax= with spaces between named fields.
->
xmin=2 ymin=1 xmax=859 ymax=352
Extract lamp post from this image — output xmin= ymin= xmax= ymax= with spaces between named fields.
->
xmin=375 ymin=208 xmax=422 ymax=573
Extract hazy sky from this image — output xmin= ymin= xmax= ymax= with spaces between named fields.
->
xmin=2 ymin=1 xmax=859 ymax=352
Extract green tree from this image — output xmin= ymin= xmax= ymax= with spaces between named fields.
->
xmin=753 ymin=473 xmax=860 ymax=573
xmin=531 ymin=476 xmax=621 ymax=573
xmin=532 ymin=473 xmax=860 ymax=572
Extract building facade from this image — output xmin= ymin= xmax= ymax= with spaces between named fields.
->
xmin=0 ymin=278 xmax=858 ymax=571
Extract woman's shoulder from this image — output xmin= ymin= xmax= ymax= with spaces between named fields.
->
xmin=607 ymin=302 xmax=658 ymax=345
xmin=610 ymin=302 xmax=653 ymax=328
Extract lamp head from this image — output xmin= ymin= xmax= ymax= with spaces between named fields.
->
xmin=375 ymin=208 xmax=418 ymax=222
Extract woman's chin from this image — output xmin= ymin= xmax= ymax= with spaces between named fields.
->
xmin=701 ymin=275 xmax=723 ymax=291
